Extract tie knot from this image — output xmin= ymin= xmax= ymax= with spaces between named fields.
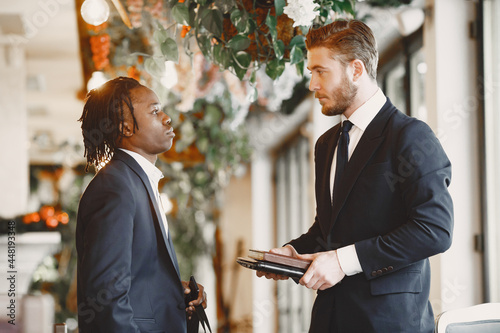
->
xmin=342 ymin=120 xmax=353 ymax=134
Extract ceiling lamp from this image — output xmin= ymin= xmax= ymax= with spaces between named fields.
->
xmin=87 ymin=71 xmax=108 ymax=91
xmin=396 ymin=7 xmax=425 ymax=37
xmin=81 ymin=0 xmax=110 ymax=26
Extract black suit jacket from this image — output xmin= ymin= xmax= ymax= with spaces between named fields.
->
xmin=289 ymin=99 xmax=454 ymax=333
xmin=76 ymin=150 xmax=187 ymax=333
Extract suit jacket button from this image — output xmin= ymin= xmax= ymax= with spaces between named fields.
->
xmin=382 ymin=267 xmax=388 ymax=273
xmin=376 ymin=269 xmax=383 ymax=276
xmin=388 ymin=266 xmax=394 ymax=271
xmin=371 ymin=271 xmax=377 ymax=277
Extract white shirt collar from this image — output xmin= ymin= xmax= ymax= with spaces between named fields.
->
xmin=341 ymin=88 xmax=386 ymax=131
xmin=118 ymin=148 xmax=164 ymax=185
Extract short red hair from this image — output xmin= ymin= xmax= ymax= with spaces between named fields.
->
xmin=306 ymin=20 xmax=378 ymax=80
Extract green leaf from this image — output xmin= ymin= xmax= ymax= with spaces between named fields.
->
xmin=227 ymin=35 xmax=251 ymax=51
xmin=289 ymin=45 xmax=304 ymax=64
xmin=153 ymin=28 xmax=168 ymax=44
xmin=265 ymin=58 xmax=285 ymax=80
xmin=230 ymin=9 xmax=247 ymax=33
xmin=232 ymin=51 xmax=251 ymax=80
xmin=273 ymin=40 xmax=285 ymax=60
xmin=233 ymin=64 xmax=246 ymax=81
xmin=265 ymin=12 xmax=277 ymax=40
xmin=249 ymin=69 xmax=256 ymax=84
xmin=200 ymin=8 xmax=223 ymax=37
xmin=219 ymin=48 xmax=231 ymax=69
xmin=289 ymin=35 xmax=306 ymax=48
xmin=214 ymin=0 xmax=235 ymax=13
xmin=144 ymin=57 xmax=166 ymax=77
xmin=247 ymin=19 xmax=256 ymax=34
xmin=172 ymin=4 xmax=190 ymax=26
xmin=213 ymin=43 xmax=223 ymax=64
xmin=196 ymin=35 xmax=211 ymax=56
xmin=161 ymin=38 xmax=179 ymax=63
xmin=320 ymin=6 xmax=330 ymax=18
xmin=339 ymin=0 xmax=355 ymax=15
xmin=275 ymin=0 xmax=285 ymax=16
xmin=295 ymin=60 xmax=305 ymax=77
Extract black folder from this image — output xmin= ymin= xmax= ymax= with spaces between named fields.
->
xmin=236 ymin=257 xmax=306 ymax=283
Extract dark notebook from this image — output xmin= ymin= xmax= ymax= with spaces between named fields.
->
xmin=237 ymin=250 xmax=312 ymax=283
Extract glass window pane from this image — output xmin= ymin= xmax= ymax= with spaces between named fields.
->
xmin=385 ymin=62 xmax=407 ymax=114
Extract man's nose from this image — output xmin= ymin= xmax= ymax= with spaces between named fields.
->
xmin=163 ymin=114 xmax=172 ymax=126
xmin=309 ymin=76 xmax=319 ymax=91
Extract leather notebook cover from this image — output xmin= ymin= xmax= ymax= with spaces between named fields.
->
xmin=248 ymin=249 xmax=312 ymax=270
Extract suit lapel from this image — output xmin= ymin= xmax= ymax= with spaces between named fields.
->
xmin=327 ymin=101 xmax=397 ymax=234
xmin=114 ymin=150 xmax=181 ymax=280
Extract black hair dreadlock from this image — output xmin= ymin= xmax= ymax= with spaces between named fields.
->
xmin=78 ymin=76 xmax=142 ymax=171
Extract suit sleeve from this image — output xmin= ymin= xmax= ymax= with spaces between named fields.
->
xmin=355 ymin=120 xmax=454 ymax=280
xmin=288 ymin=139 xmax=327 ymax=254
xmin=287 ymin=215 xmax=324 ymax=254
xmin=78 ymin=174 xmax=140 ymax=332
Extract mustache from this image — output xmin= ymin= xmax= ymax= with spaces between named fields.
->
xmin=315 ymin=93 xmax=328 ymax=99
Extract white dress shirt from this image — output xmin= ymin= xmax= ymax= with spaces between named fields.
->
xmin=332 ymin=88 xmax=387 ymax=276
xmin=119 ymin=148 xmax=169 ymax=236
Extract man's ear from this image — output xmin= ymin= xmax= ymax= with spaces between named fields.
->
xmin=119 ymin=121 xmax=134 ymax=137
xmin=351 ymin=59 xmax=365 ymax=82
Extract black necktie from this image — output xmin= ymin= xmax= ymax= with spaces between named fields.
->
xmin=333 ymin=120 xmax=353 ymax=203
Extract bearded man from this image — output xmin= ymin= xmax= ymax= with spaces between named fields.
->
xmin=258 ymin=20 xmax=454 ymax=333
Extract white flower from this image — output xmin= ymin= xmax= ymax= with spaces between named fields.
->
xmin=283 ymin=0 xmax=319 ymax=27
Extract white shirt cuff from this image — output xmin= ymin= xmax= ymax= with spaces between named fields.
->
xmin=336 ymin=244 xmax=363 ymax=276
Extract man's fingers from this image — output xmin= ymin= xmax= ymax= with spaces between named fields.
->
xmin=202 ymin=291 xmax=207 ymax=308
xmin=319 ymin=282 xmax=333 ymax=291
xmin=300 ymin=269 xmax=313 ymax=287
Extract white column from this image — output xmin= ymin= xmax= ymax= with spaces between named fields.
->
xmin=424 ymin=0 xmax=483 ymax=313
xmin=251 ymin=152 xmax=276 ymax=333
xmin=0 ymin=36 xmax=28 ymax=218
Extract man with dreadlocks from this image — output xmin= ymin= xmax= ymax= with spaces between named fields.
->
xmin=75 ymin=77 xmax=207 ymax=332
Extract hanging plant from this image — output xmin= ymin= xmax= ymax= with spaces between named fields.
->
xmin=166 ymin=0 xmax=356 ymax=81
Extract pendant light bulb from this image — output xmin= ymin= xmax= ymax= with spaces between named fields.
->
xmin=87 ymin=71 xmax=108 ymax=91
xmin=81 ymin=0 xmax=110 ymax=26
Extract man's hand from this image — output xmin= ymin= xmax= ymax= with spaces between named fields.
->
xmin=255 ymin=245 xmax=298 ymax=281
xmin=296 ymin=250 xmax=345 ymax=290
xmin=182 ymin=281 xmax=207 ymax=320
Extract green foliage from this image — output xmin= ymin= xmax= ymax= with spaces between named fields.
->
xmin=157 ymin=91 xmax=252 ymax=276
xmin=161 ymin=38 xmax=179 ymax=62
xmin=159 ymin=0 xmax=357 ymax=82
